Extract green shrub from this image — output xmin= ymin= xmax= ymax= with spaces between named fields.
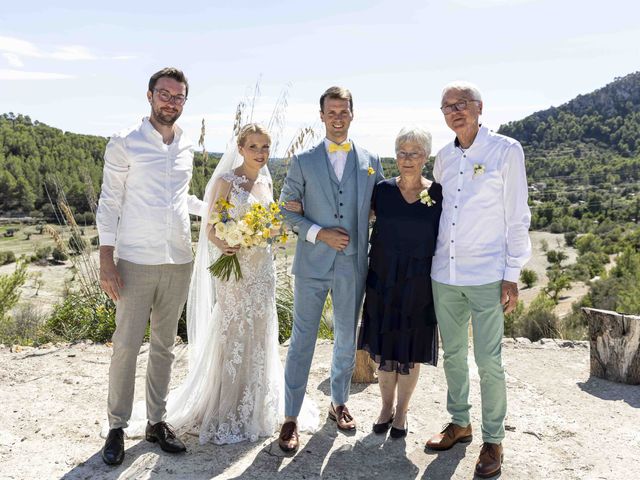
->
xmin=68 ymin=232 xmax=88 ymax=254
xmin=52 ymin=246 xmax=69 ymax=262
xmin=517 ymin=292 xmax=559 ymax=341
xmin=46 ymin=292 xmax=117 ymax=342
xmin=0 ymin=302 xmax=47 ymax=346
xmin=32 ymin=246 xmax=52 ymax=261
xmin=504 ymin=300 xmax=524 ymax=337
xmin=0 ymin=261 xmax=28 ymax=325
xmin=0 ymin=251 xmax=16 ymax=265
xmin=575 ymin=233 xmax=603 ymax=255
xmin=564 ymin=231 xmax=578 ymax=247
xmin=546 ymin=249 xmax=568 ymax=266
xmin=520 ymin=268 xmax=538 ymax=288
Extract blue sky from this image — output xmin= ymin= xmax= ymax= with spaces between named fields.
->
xmin=2 ymin=0 xmax=639 ymax=156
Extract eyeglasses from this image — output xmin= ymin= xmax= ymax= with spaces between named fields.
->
xmin=440 ymin=100 xmax=480 ymax=115
xmin=154 ymin=88 xmax=187 ymax=106
xmin=396 ymin=151 xmax=425 ymax=160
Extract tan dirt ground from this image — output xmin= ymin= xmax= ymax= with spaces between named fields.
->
xmin=1 ymin=339 xmax=639 ymax=480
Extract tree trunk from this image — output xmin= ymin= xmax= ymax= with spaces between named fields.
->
xmin=583 ymin=307 xmax=640 ymax=385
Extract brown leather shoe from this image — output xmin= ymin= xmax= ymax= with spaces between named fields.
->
xmin=278 ymin=421 xmax=299 ymax=452
xmin=425 ymin=423 xmax=473 ymax=450
xmin=328 ymin=403 xmax=356 ymax=431
xmin=475 ymin=442 xmax=503 ymax=478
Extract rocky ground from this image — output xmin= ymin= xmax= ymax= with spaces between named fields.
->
xmin=1 ymin=339 xmax=639 ymax=480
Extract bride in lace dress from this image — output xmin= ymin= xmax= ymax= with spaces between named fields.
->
xmin=111 ymin=124 xmax=318 ymax=444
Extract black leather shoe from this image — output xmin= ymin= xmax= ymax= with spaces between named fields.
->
xmin=102 ymin=428 xmax=124 ymax=465
xmin=390 ymin=420 xmax=408 ymax=439
xmin=372 ymin=414 xmax=394 ymax=434
xmin=145 ymin=421 xmax=186 ymax=453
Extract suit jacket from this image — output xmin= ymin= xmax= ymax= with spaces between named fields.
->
xmin=279 ymin=141 xmax=384 ymax=279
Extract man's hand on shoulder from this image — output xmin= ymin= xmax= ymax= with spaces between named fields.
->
xmin=99 ymin=246 xmax=124 ymax=301
xmin=501 ymin=280 xmax=518 ymax=314
xmin=317 ymin=227 xmax=349 ymax=252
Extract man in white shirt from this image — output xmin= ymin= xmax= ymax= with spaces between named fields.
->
xmin=425 ymin=81 xmax=531 ymax=479
xmin=96 ymin=67 xmax=205 ymax=465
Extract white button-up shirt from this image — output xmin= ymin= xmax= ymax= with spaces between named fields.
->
xmin=96 ymin=117 xmax=205 ymax=265
xmin=305 ymin=138 xmax=352 ymax=243
xmin=431 ymin=125 xmax=531 ymax=286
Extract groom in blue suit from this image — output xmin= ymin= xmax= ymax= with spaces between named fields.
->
xmin=278 ymin=86 xmax=384 ymax=451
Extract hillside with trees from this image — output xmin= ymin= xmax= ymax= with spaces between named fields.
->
xmin=0 ymin=114 xmax=219 ymax=220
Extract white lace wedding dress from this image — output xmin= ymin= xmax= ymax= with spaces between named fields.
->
xmin=198 ymin=172 xmax=284 ymax=444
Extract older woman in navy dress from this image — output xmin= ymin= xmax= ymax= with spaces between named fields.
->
xmin=357 ymin=127 xmax=442 ymax=438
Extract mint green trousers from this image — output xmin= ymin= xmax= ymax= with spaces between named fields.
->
xmin=432 ymin=280 xmax=506 ymax=443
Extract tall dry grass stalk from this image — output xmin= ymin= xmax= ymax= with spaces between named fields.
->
xmin=44 ymin=176 xmax=102 ymax=299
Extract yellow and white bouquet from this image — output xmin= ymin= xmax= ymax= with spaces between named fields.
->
xmin=208 ymin=198 xmax=288 ymax=281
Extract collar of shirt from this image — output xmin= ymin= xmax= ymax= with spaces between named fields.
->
xmin=453 ymin=124 xmax=488 ymax=152
xmin=141 ymin=116 xmax=183 ymax=146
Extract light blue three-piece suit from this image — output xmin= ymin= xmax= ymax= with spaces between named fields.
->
xmin=279 ymin=141 xmax=384 ymax=417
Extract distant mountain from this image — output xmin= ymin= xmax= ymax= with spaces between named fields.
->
xmin=493 ymin=73 xmax=640 ymax=232
xmin=499 ymin=71 xmax=640 ymax=156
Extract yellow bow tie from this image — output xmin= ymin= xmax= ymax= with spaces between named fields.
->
xmin=328 ymin=142 xmax=351 ymax=153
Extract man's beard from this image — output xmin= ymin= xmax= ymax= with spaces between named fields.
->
xmin=152 ymin=105 xmax=181 ymax=126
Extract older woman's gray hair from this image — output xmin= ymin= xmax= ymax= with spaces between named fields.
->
xmin=395 ymin=127 xmax=433 ymax=158
xmin=441 ymin=81 xmax=482 ymax=104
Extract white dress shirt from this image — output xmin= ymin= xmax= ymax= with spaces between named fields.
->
xmin=96 ymin=117 xmax=205 ymax=265
xmin=431 ymin=125 xmax=531 ymax=285
xmin=305 ymin=138 xmax=351 ymax=243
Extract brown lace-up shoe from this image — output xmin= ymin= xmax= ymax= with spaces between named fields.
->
xmin=475 ymin=442 xmax=503 ymax=478
xmin=425 ymin=423 xmax=473 ymax=450
xmin=278 ymin=421 xmax=299 ymax=452
xmin=328 ymin=403 xmax=356 ymax=431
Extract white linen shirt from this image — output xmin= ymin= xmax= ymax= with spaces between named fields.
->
xmin=431 ymin=125 xmax=531 ymax=286
xmin=96 ymin=117 xmax=205 ymax=265
xmin=305 ymin=138 xmax=351 ymax=243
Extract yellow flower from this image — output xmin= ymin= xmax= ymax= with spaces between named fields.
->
xmin=367 ymin=166 xmax=375 ymax=176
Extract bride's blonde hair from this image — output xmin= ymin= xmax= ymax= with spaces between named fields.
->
xmin=237 ymin=123 xmax=271 ymax=147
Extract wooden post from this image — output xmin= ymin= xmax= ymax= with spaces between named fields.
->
xmin=351 ymin=324 xmax=378 ymax=384
xmin=583 ymin=307 xmax=640 ymax=385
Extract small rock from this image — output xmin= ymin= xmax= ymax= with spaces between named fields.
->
xmin=63 ymin=378 xmax=74 ymax=384
xmin=67 ymin=354 xmax=76 ymax=358
xmin=515 ymin=337 xmax=531 ymax=344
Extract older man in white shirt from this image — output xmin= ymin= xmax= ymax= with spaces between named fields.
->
xmin=425 ymin=81 xmax=531 ymax=479
xmin=96 ymin=67 xmax=205 ymax=466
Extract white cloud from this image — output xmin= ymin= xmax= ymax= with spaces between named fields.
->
xmin=0 ymin=35 xmax=134 ymax=63
xmin=50 ymin=46 xmax=97 ymax=61
xmin=3 ymin=53 xmax=24 ymax=67
xmin=0 ymin=69 xmax=75 ymax=80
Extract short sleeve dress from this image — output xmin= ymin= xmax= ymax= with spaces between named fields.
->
xmin=357 ymin=178 xmax=442 ymax=374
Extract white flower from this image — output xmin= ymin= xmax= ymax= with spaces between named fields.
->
xmin=225 ymin=227 xmax=243 ymax=247
xmin=473 ymin=163 xmax=485 ymax=178
xmin=419 ymin=189 xmax=436 ymax=206
xmin=215 ymin=222 xmax=227 ymax=236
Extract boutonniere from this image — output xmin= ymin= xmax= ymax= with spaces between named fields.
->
xmin=367 ymin=166 xmax=375 ymax=176
xmin=473 ymin=163 xmax=485 ymax=178
xmin=418 ymin=189 xmax=436 ymax=206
